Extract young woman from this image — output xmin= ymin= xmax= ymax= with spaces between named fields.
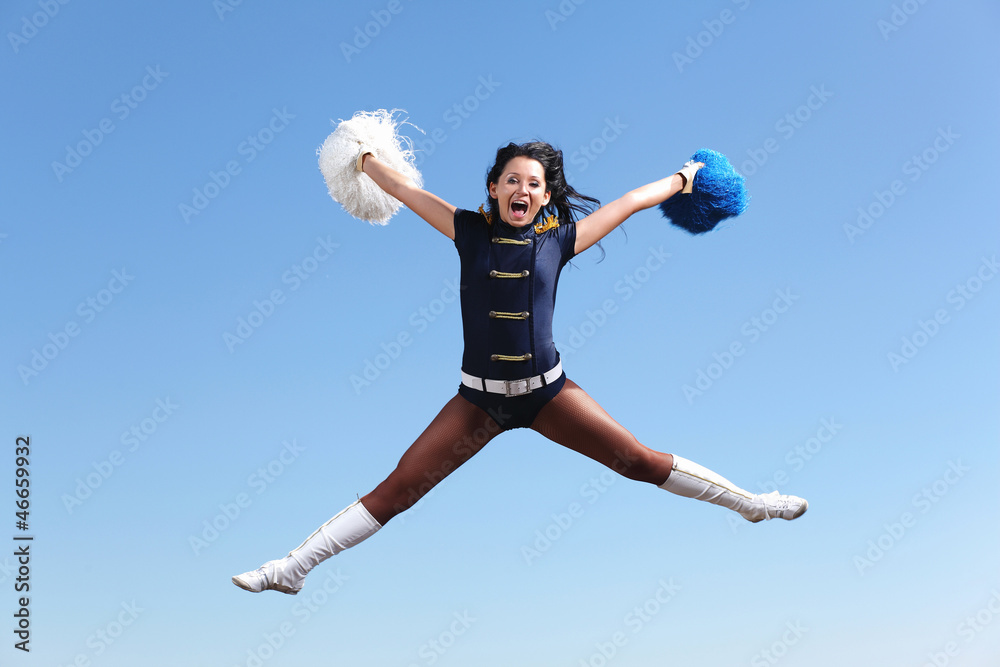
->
xmin=233 ymin=141 xmax=807 ymax=595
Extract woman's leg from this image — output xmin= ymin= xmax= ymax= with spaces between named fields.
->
xmin=530 ymin=379 xmax=807 ymax=522
xmin=361 ymin=393 xmax=504 ymax=524
xmin=233 ymin=394 xmax=503 ymax=594
xmin=530 ymin=378 xmax=674 ymax=484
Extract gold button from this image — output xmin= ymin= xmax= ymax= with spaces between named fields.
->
xmin=489 ymin=270 xmax=498 ymax=278
xmin=489 ymin=311 xmax=497 ymax=318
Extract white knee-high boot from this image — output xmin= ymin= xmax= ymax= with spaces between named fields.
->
xmin=660 ymin=455 xmax=807 ymax=523
xmin=232 ymin=500 xmax=382 ymax=594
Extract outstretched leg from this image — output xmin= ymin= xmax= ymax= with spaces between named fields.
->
xmin=233 ymin=394 xmax=503 ymax=594
xmin=530 ymin=379 xmax=674 ymax=484
xmin=530 ymin=379 xmax=807 ymax=522
xmin=361 ymin=393 xmax=503 ymax=524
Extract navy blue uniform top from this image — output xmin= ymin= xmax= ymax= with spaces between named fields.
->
xmin=453 ymin=207 xmax=577 ymax=381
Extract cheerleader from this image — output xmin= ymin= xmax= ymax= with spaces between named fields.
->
xmin=233 ymin=120 xmax=806 ymax=595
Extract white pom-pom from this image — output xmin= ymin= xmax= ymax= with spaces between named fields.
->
xmin=317 ymin=109 xmax=424 ymax=225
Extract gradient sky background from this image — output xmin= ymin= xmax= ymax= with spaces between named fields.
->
xmin=3 ymin=1 xmax=999 ymax=665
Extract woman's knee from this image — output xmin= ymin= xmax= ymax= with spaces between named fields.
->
xmin=610 ymin=445 xmax=672 ymax=484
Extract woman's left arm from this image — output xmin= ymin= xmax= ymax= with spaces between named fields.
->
xmin=574 ymin=169 xmax=694 ymax=255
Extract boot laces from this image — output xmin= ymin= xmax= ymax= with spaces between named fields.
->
xmin=759 ymin=491 xmax=792 ymax=520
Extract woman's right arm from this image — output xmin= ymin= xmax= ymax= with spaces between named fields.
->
xmin=361 ymin=154 xmax=456 ymax=239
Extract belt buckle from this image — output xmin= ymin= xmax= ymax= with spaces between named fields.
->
xmin=504 ymin=377 xmax=532 ymax=397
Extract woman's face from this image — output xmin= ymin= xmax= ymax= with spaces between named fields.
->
xmin=489 ymin=156 xmax=551 ymax=227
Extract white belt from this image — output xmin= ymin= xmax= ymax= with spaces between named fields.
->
xmin=461 ymin=361 xmax=562 ymax=397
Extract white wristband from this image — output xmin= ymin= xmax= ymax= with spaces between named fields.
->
xmin=355 ymin=146 xmax=373 ymax=172
xmin=675 ymin=160 xmax=702 ymax=194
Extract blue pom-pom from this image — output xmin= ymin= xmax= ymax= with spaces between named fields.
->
xmin=659 ymin=148 xmax=749 ymax=234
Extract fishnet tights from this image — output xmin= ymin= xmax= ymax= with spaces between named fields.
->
xmin=361 ymin=379 xmax=673 ymax=525
xmin=361 ymin=394 xmax=503 ymax=525
xmin=530 ymin=379 xmax=674 ymax=485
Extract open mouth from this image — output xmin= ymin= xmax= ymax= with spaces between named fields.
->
xmin=510 ymin=200 xmax=529 ymax=220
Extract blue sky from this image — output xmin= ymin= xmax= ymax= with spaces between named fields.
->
xmin=3 ymin=0 xmax=999 ymax=665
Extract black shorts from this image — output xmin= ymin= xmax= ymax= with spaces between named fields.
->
xmin=457 ymin=372 xmax=567 ymax=431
